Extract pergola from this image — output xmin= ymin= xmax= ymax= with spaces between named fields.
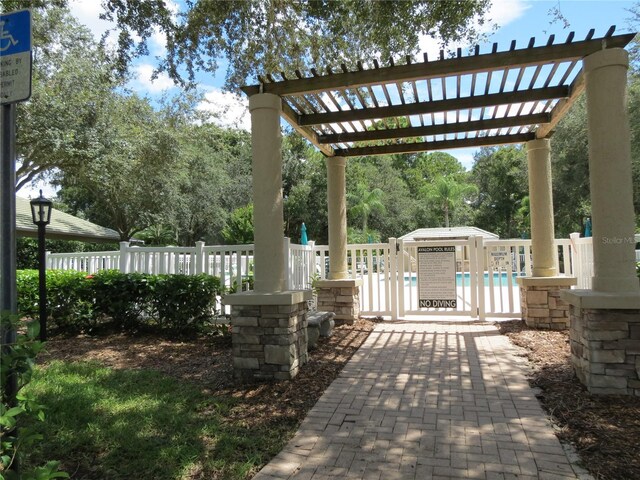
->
xmin=229 ymin=27 xmax=640 ymax=388
xmin=241 ymin=27 xmax=631 ymax=157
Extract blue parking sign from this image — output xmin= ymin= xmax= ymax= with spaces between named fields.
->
xmin=1 ymin=9 xmax=31 ymax=55
xmin=0 ymin=9 xmax=32 ymax=104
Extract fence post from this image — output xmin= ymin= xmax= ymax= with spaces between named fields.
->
xmin=119 ymin=241 xmax=130 ymax=273
xmin=283 ymin=237 xmax=291 ymax=290
xmin=569 ymin=232 xmax=582 ymax=286
xmin=195 ymin=241 xmax=205 ymax=275
xmin=388 ymin=238 xmax=398 ymax=319
xmin=475 ymin=236 xmax=486 ymax=321
xmin=45 ymin=250 xmax=51 ymax=270
xmin=397 ymin=238 xmax=405 ymax=319
xmin=307 ymin=240 xmax=316 ymax=289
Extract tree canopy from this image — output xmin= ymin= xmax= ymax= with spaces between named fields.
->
xmin=3 ymin=0 xmax=491 ymax=90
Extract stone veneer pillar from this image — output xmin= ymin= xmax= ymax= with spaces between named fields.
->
xmin=317 ymin=156 xmax=361 ymax=324
xmin=226 ymin=93 xmax=312 ymax=382
xmin=561 ymin=48 xmax=640 ymax=395
xmin=518 ymin=277 xmax=576 ymax=329
xmin=226 ymin=291 xmax=312 ymax=382
xmin=516 ymin=137 xmax=576 ymax=329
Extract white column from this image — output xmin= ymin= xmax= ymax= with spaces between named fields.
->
xmin=326 ymin=156 xmax=348 ymax=280
xmin=584 ymin=48 xmax=640 ymax=293
xmin=527 ymin=138 xmax=557 ymax=277
xmin=250 ymin=93 xmax=285 ymax=293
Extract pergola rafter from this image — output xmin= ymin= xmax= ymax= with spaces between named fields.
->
xmin=241 ymin=27 xmax=634 ymax=157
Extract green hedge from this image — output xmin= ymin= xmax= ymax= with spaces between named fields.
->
xmin=17 ymin=270 xmax=223 ymax=335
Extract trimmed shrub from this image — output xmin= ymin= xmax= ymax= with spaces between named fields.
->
xmin=16 ymin=270 xmax=224 ymax=335
xmin=91 ymin=270 xmax=153 ymax=330
xmin=17 ymin=270 xmax=94 ymax=333
xmin=151 ymin=275 xmax=222 ymax=333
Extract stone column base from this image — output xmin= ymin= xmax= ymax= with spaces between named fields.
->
xmin=516 ymin=276 xmax=577 ymax=329
xmin=562 ymin=290 xmax=640 ymax=395
xmin=316 ymin=278 xmax=362 ymax=325
xmin=225 ymin=290 xmax=312 ymax=382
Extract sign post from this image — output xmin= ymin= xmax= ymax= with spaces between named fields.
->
xmin=1 ymin=10 xmax=31 ymax=473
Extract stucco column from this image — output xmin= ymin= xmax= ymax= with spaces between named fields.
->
xmin=527 ymin=138 xmax=557 ymax=277
xmin=250 ymin=93 xmax=285 ymax=293
xmin=584 ymin=48 xmax=640 ymax=293
xmin=326 ymin=156 xmax=348 ymax=280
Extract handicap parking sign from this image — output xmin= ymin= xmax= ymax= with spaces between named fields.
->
xmin=0 ymin=9 xmax=32 ymax=104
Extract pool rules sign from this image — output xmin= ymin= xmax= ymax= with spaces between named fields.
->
xmin=1 ymin=9 xmax=32 ymax=104
xmin=418 ymin=246 xmax=457 ymax=309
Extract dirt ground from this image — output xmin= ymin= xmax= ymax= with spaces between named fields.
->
xmin=497 ymin=320 xmax=640 ymax=480
xmin=39 ymin=318 xmax=640 ymax=479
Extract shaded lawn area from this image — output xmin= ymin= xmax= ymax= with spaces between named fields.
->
xmin=23 ymin=319 xmax=376 ymax=480
xmin=25 ymin=360 xmax=291 ymax=480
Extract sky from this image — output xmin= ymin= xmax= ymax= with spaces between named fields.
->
xmin=18 ymin=0 xmax=638 ymax=198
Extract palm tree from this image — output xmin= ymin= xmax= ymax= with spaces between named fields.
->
xmin=425 ymin=176 xmax=478 ymax=228
xmin=348 ymin=183 xmax=385 ymax=232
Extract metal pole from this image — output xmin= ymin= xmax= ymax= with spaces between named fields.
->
xmin=1 ymin=103 xmax=18 ymax=470
xmin=38 ymin=223 xmax=47 ymax=341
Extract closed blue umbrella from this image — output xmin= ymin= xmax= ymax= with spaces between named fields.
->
xmin=300 ymin=222 xmax=308 ymax=245
xmin=584 ymin=217 xmax=592 ymax=237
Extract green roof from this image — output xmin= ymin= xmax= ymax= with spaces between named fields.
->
xmin=16 ymin=196 xmax=120 ymax=243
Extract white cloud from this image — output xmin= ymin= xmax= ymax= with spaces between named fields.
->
xmin=487 ymin=0 xmax=531 ymax=30
xmin=417 ymin=0 xmax=530 ymax=60
xmin=68 ymin=0 xmax=118 ymax=47
xmin=447 ymin=148 xmax=477 ymax=171
xmin=132 ymin=64 xmax=176 ymax=93
xmin=197 ymin=88 xmax=250 ymax=131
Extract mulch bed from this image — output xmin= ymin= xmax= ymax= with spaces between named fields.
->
xmin=497 ymin=320 xmax=640 ymax=480
xmin=39 ymin=318 xmax=377 ymax=432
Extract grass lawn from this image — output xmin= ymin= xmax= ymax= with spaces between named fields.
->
xmin=21 ymin=320 xmax=375 ymax=479
xmin=24 ymin=360 xmax=292 ymax=480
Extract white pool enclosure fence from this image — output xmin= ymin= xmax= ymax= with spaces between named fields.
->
xmin=47 ymin=234 xmax=640 ymax=319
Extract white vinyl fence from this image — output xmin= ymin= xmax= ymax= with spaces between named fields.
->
xmin=47 ymin=233 xmax=638 ymax=318
xmin=47 ymin=239 xmax=314 ymax=292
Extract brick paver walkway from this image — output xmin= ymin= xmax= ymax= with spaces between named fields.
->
xmin=253 ymin=320 xmax=589 ymax=480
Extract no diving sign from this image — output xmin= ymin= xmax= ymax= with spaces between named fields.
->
xmin=1 ymin=9 xmax=32 ymax=104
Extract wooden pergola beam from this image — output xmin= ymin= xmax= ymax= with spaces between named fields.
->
xmin=334 ymin=133 xmax=535 ymax=157
xmin=299 ymin=86 xmax=568 ymax=126
xmin=535 ymin=72 xmax=585 ymax=139
xmin=241 ymin=33 xmax=634 ymax=97
xmin=318 ymin=112 xmax=550 ymax=145
xmin=280 ymin=102 xmax=335 ymax=157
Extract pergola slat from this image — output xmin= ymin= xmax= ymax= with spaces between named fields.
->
xmin=243 ymin=28 xmax=634 ymax=157
xmin=298 ymin=86 xmax=569 ymax=126
xmin=317 ymin=112 xmax=550 ymax=144
xmin=241 ymin=33 xmax=634 ymax=97
xmin=334 ymin=133 xmax=535 ymax=157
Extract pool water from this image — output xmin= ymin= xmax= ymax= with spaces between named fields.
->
xmin=405 ymin=272 xmax=519 ymax=287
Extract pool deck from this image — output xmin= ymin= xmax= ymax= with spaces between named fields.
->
xmin=252 ymin=320 xmax=590 ymax=480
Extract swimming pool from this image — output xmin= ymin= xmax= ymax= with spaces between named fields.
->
xmin=405 ymin=272 xmax=520 ymax=287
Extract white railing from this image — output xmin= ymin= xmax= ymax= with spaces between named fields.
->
xmin=286 ymin=239 xmax=315 ymax=290
xmin=47 ymin=239 xmax=310 ymax=292
xmin=47 ymin=233 xmax=637 ymax=318
xmin=46 ymin=250 xmax=120 ymax=273
xmin=569 ymin=233 xmax=594 ymax=289
xmin=312 ymin=242 xmax=394 ymax=317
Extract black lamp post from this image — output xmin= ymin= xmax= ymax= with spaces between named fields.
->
xmin=30 ymin=190 xmax=52 ymax=341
